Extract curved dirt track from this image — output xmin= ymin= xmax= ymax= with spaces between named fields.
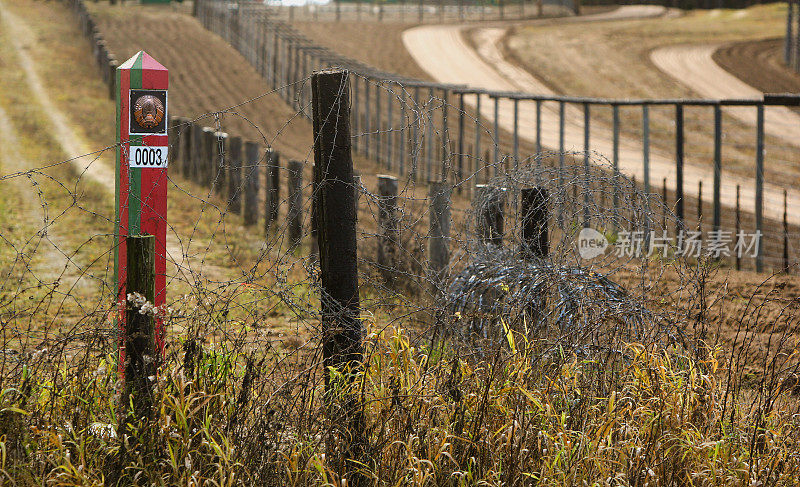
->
xmin=402 ymin=6 xmax=800 ymax=226
xmin=650 ymin=43 xmax=800 ymax=149
xmin=714 ymin=38 xmax=800 ymax=94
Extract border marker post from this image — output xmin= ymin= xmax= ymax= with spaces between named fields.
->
xmin=115 ymin=51 xmax=168 ymax=363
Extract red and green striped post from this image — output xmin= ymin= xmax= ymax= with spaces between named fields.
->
xmin=115 ymin=51 xmax=168 ymax=359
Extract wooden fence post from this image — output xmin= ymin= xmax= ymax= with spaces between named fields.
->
xmin=429 ymin=181 xmax=451 ymax=285
xmin=353 ymin=172 xmax=362 ymax=215
xmin=168 ymin=116 xmax=180 ymax=174
xmin=202 ymin=127 xmax=215 ymax=188
xmin=121 ymin=235 xmax=157 ymax=426
xmin=287 ymin=160 xmax=304 ymax=250
xmin=265 ymin=149 xmax=280 ymax=234
xmin=228 ymin=136 xmax=243 ymax=214
xmin=108 ymin=57 xmax=117 ymax=100
xmin=521 ymin=187 xmax=548 ymax=259
xmin=243 ymin=141 xmax=260 ymax=226
xmin=311 ymin=68 xmax=364 ymax=483
xmin=181 ymin=119 xmax=193 ymax=179
xmin=377 ymin=175 xmax=399 ymax=286
xmin=213 ymin=131 xmax=228 ymax=197
xmin=476 ymin=184 xmax=505 ymax=247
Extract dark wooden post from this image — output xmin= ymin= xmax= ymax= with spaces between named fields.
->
xmin=243 ymin=141 xmax=260 ymax=226
xmin=121 ymin=235 xmax=156 ymax=426
xmin=168 ymin=116 xmax=180 ymax=174
xmin=108 ymin=57 xmax=118 ymax=100
xmin=377 ymin=175 xmax=399 ymax=286
xmin=429 ymin=181 xmax=451 ymax=284
xmin=201 ymin=127 xmax=215 ymax=187
xmin=288 ymin=160 xmax=304 ymax=250
xmin=311 ymin=69 xmax=364 ymax=482
xmin=181 ymin=119 xmax=193 ymax=179
xmin=521 ymin=187 xmax=549 ymax=259
xmin=228 ymin=136 xmax=243 ymax=214
xmin=265 ymin=149 xmax=280 ymax=234
xmin=191 ymin=123 xmax=203 ymax=183
xmin=213 ymin=131 xmax=228 ymax=197
xmin=353 ymin=173 xmax=362 ymax=215
xmin=476 ymin=184 xmax=505 ymax=247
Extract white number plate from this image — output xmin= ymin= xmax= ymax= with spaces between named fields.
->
xmin=129 ymin=146 xmax=168 ymax=168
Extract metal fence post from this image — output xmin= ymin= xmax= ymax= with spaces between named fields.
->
xmin=457 ymin=92 xmax=465 ymax=191
xmin=675 ymin=103 xmax=685 ymax=230
xmin=612 ymin=104 xmax=619 ymax=214
xmin=429 ymin=181 xmax=451 ymax=284
xmin=642 ymin=104 xmax=650 ymax=196
xmin=493 ymin=95 xmax=500 ymax=176
xmin=535 ymin=99 xmax=542 ymax=155
xmin=583 ymin=102 xmax=590 ymax=228
xmin=512 ymin=98 xmax=519 ymax=170
xmin=755 ymin=104 xmax=764 ymax=272
xmin=713 ymin=104 xmax=722 ymax=232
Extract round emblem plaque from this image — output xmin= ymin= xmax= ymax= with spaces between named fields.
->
xmin=133 ymin=95 xmax=165 ymax=129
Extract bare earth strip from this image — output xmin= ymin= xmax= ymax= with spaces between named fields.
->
xmin=0 ymin=2 xmax=115 ymax=191
xmin=0 ymin=1 xmax=226 ymax=283
xmin=401 ymin=6 xmax=800 ymax=226
xmin=0 ymin=104 xmax=76 ymax=286
xmin=650 ymin=44 xmax=800 ymax=149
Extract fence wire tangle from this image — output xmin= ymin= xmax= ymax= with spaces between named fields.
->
xmin=1 ymin=0 xmax=799 ymax=484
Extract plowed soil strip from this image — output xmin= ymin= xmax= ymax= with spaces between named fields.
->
xmin=402 ymin=10 xmax=800 ymax=225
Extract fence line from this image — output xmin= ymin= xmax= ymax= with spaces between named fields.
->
xmin=193 ymin=0 xmax=799 ymax=274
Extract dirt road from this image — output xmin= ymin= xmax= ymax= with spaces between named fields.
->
xmin=650 ymin=43 xmax=800 ymax=149
xmin=401 ymin=6 xmax=800 ymax=226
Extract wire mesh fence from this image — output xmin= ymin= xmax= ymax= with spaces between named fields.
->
xmin=195 ymin=0 xmax=800 ymax=275
xmin=251 ymin=0 xmax=576 ymax=24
